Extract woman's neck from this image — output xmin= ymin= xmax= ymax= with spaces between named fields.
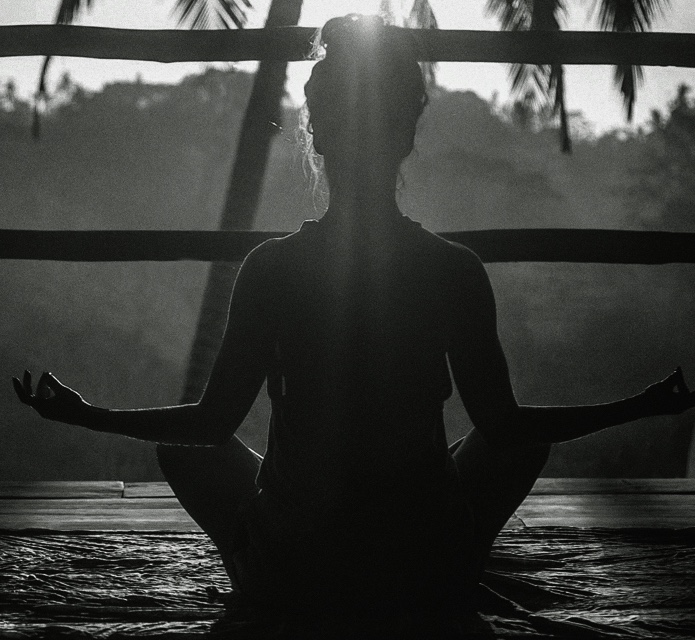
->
xmin=323 ymin=190 xmax=400 ymax=225
xmin=322 ymin=156 xmax=402 ymax=225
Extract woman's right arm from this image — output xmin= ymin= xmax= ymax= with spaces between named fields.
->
xmin=13 ymin=241 xmax=277 ymax=446
xmin=13 ymin=370 xmax=219 ymax=445
xmin=446 ymin=246 xmax=694 ymax=449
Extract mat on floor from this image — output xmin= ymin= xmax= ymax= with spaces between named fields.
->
xmin=1 ymin=527 xmax=694 ymax=638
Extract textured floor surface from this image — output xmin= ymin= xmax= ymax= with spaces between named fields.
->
xmin=1 ymin=480 xmax=694 ymax=638
xmin=2 ymin=528 xmax=695 ymax=638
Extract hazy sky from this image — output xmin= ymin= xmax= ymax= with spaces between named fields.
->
xmin=1 ymin=0 xmax=695 ymax=133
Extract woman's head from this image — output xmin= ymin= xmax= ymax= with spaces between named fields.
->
xmin=302 ymin=15 xmax=427 ymax=184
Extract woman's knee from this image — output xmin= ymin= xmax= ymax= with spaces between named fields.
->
xmin=454 ymin=429 xmax=551 ymax=472
xmin=156 ymin=442 xmax=181 ymax=464
xmin=525 ymin=442 xmax=551 ymax=471
xmin=157 ymin=438 xmax=261 ymax=472
xmin=495 ymin=441 xmax=551 ymax=485
xmin=157 ymin=438 xmax=261 ymax=499
xmin=156 ymin=443 xmax=205 ymax=479
xmin=156 ymin=443 xmax=182 ymax=476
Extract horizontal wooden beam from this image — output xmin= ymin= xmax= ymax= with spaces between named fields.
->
xmin=2 ymin=25 xmax=695 ymax=67
xmin=1 ymin=229 xmax=693 ymax=264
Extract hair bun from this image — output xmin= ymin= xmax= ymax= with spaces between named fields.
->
xmin=321 ymin=14 xmax=386 ymax=57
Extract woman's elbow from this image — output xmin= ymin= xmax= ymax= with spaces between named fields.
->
xmin=474 ymin=407 xmax=527 ymax=451
xmin=193 ymin=406 xmax=233 ymax=446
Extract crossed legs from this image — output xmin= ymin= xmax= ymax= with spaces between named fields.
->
xmin=156 ymin=436 xmax=261 ymax=582
xmin=157 ymin=429 xmax=550 ymax=591
xmin=451 ymin=428 xmax=551 ymax=580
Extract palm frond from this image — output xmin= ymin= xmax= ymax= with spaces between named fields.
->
xmin=172 ymin=0 xmax=251 ymax=30
xmin=34 ymin=0 xmax=253 ymax=138
xmin=531 ymin=0 xmax=566 ymax=30
xmin=41 ymin=0 xmax=97 ymax=92
xmin=486 ymin=0 xmax=567 ymax=30
xmin=406 ymin=0 xmax=438 ymax=87
xmin=485 ymin=0 xmax=533 ymax=31
xmin=488 ymin=0 xmax=571 ymax=151
xmin=34 ymin=0 xmax=97 ymax=138
xmin=378 ymin=1 xmax=438 ymax=85
xmin=614 ymin=63 xmax=644 ymax=121
xmin=595 ymin=0 xmax=669 ymax=31
xmin=594 ymin=0 xmax=670 ymax=121
xmin=407 ymin=0 xmax=438 ymax=30
xmin=509 ymin=63 xmax=547 ymax=103
xmin=378 ymin=0 xmax=438 ymax=29
xmin=486 ymin=0 xmax=535 ymax=104
xmin=55 ymin=0 xmax=96 ymax=24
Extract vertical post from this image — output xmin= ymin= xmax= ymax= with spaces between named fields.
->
xmin=180 ymin=0 xmax=304 ymax=404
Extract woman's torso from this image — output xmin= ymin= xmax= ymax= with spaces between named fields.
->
xmin=257 ymin=216 xmax=458 ymax=509
xmin=236 ymin=215 xmax=476 ymax=608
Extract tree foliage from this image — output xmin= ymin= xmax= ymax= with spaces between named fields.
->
xmin=486 ymin=0 xmax=670 ymax=152
xmin=595 ymin=0 xmax=671 ymax=122
xmin=172 ymin=0 xmax=251 ymax=29
xmin=633 ymin=84 xmax=695 ymax=231
xmin=34 ymin=0 xmax=252 ymax=137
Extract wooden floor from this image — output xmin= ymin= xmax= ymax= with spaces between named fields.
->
xmin=1 ymin=479 xmax=694 ymax=531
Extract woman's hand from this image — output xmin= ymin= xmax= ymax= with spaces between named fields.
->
xmin=12 ymin=370 xmax=89 ymax=426
xmin=642 ymin=367 xmax=695 ymax=416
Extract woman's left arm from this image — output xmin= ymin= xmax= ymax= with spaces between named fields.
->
xmin=13 ymin=242 xmax=277 ymax=446
xmin=447 ymin=246 xmax=695 ymax=449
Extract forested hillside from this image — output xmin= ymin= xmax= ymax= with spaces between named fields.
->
xmin=1 ymin=68 xmax=692 ymax=480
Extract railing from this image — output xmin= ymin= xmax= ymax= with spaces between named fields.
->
xmin=1 ymin=229 xmax=693 ymax=264
xmin=1 ymin=26 xmax=695 ymax=66
xmin=1 ymin=25 xmax=693 ymax=266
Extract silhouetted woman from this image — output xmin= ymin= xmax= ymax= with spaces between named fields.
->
xmin=14 ymin=14 xmax=694 ymax=623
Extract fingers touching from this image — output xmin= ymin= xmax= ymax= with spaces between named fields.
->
xmin=37 ymin=371 xmax=57 ymax=400
xmin=12 ymin=370 xmax=57 ymax=406
xmin=665 ymin=367 xmax=694 ymax=412
xmin=672 ymin=367 xmax=690 ymax=395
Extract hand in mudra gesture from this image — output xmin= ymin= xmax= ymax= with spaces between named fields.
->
xmin=12 ymin=370 xmax=89 ymax=426
xmin=643 ymin=367 xmax=695 ymax=416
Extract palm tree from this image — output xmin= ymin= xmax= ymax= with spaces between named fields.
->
xmin=486 ymin=0 xmax=671 ymax=151
xmin=36 ymin=0 xmax=302 ymax=404
xmin=180 ymin=0 xmax=302 ymax=403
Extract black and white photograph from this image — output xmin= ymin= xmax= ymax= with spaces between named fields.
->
xmin=1 ymin=1 xmax=694 ymax=637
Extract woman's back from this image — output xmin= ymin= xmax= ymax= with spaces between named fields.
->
xmin=254 ymin=214 xmax=476 ymax=519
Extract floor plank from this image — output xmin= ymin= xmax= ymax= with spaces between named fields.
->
xmin=0 ymin=511 xmax=525 ymax=533
xmin=0 ymin=498 xmax=182 ymax=513
xmin=0 ymin=481 xmax=124 ymax=499
xmin=2 ymin=480 xmax=695 ymax=531
xmin=0 ymin=510 xmax=200 ymax=531
xmin=532 ymin=478 xmax=695 ymax=494
xmin=125 ymin=478 xmax=695 ymax=499
xmin=124 ymin=481 xmax=172 ymax=498
xmin=518 ymin=493 xmax=695 ymax=528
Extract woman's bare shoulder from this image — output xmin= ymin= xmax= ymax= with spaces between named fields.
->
xmin=235 ymin=237 xmax=285 ymax=291
xmin=444 ymin=239 xmax=485 ymax=269
xmin=240 ymin=230 xmax=296 ymax=268
xmin=413 ymin=225 xmax=488 ymax=281
xmin=238 ymin=221 xmax=318 ymax=283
